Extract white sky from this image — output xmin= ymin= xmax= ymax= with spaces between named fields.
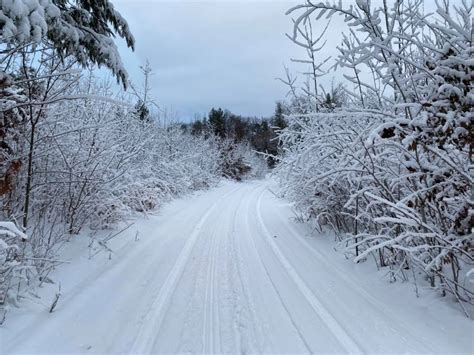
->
xmin=112 ymin=0 xmax=350 ymax=119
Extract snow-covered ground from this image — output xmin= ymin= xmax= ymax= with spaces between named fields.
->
xmin=1 ymin=180 xmax=472 ymax=354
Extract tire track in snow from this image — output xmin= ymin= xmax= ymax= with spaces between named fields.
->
xmin=130 ymin=185 xmax=241 ymax=354
xmin=255 ymin=188 xmax=364 ymax=354
xmin=230 ymin=185 xmax=266 ymax=352
xmin=246 ymin=190 xmax=313 ymax=353
xmin=201 ymin=219 xmax=221 ymax=353
xmin=176 ymin=185 xmax=248 ymax=354
xmin=204 ymin=184 xmax=254 ymax=353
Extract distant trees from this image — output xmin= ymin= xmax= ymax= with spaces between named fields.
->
xmin=190 ymin=103 xmax=288 ymax=169
xmin=189 ymin=107 xmax=275 ymax=179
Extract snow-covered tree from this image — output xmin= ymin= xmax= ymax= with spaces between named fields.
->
xmin=0 ymin=0 xmax=134 ymax=86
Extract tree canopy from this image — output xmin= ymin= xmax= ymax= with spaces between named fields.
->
xmin=0 ymin=0 xmax=135 ymax=87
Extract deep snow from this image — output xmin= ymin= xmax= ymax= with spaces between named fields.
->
xmin=1 ymin=180 xmax=472 ymax=354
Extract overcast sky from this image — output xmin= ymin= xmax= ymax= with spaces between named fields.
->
xmin=113 ymin=0 xmax=304 ymax=119
xmin=113 ymin=0 xmax=348 ymax=119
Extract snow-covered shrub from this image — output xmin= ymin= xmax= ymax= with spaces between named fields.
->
xmin=216 ymin=138 xmax=268 ymax=181
xmin=0 ymin=220 xmax=67 ymax=317
xmin=0 ymin=0 xmax=136 ymax=313
xmin=217 ymin=138 xmax=251 ymax=181
xmin=276 ymin=110 xmax=384 ymax=230
xmin=245 ymin=150 xmax=269 ymax=179
xmin=109 ymin=124 xmax=222 ymax=219
xmin=277 ymin=0 xmax=473 ymax=311
xmin=18 ymin=77 xmax=224 ymax=233
xmin=0 ymin=221 xmax=27 ymax=307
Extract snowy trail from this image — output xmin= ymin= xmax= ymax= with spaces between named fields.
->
xmin=2 ymin=180 xmax=471 ymax=354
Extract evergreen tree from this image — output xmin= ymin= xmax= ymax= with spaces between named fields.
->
xmin=272 ymin=102 xmax=287 ymax=130
xmin=134 ymin=100 xmax=150 ymax=122
xmin=191 ymin=120 xmax=205 ymax=136
xmin=208 ymin=108 xmax=226 ymax=138
xmin=0 ymin=0 xmax=135 ymax=87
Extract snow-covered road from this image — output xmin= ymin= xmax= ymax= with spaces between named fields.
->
xmin=3 ymin=181 xmax=471 ymax=354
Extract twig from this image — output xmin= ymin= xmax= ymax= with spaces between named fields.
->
xmin=49 ymin=283 xmax=61 ymax=313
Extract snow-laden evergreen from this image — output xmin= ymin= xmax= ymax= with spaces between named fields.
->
xmin=0 ymin=0 xmax=134 ymax=86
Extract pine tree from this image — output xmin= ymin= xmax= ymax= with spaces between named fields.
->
xmin=208 ymin=108 xmax=226 ymax=138
xmin=134 ymin=100 xmax=150 ymax=122
xmin=272 ymin=102 xmax=287 ymax=130
xmin=0 ymin=0 xmax=135 ymax=87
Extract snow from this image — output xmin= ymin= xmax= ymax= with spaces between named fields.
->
xmin=0 ymin=222 xmax=27 ymax=241
xmin=1 ymin=180 xmax=471 ymax=354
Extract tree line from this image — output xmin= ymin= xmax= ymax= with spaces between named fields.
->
xmin=181 ymin=103 xmax=287 ymax=169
